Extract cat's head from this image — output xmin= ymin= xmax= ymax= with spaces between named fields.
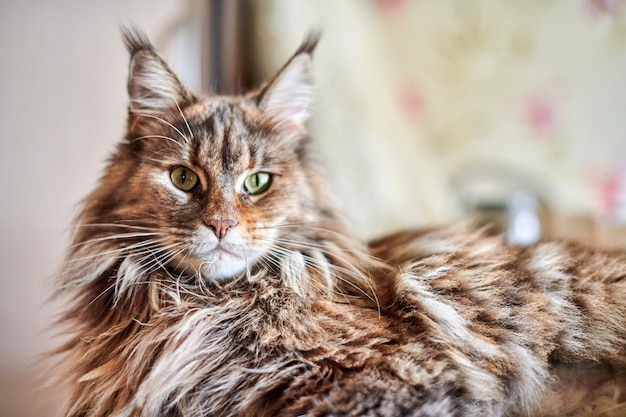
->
xmin=70 ymin=29 xmax=339 ymax=286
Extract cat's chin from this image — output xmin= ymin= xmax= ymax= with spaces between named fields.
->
xmin=178 ymin=244 xmax=260 ymax=281
xmin=185 ymin=227 xmax=274 ymax=281
xmin=199 ymin=250 xmax=250 ymax=281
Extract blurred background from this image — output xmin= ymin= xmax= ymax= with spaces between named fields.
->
xmin=2 ymin=0 xmax=626 ymax=415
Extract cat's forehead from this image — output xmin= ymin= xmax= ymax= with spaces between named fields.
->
xmin=185 ymin=98 xmax=262 ymax=130
xmin=182 ymin=98 xmax=268 ymax=143
xmin=180 ymin=98 xmax=272 ymax=170
xmin=185 ymin=98 xmax=236 ymax=120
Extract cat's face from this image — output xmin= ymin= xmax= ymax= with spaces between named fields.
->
xmin=78 ymin=31 xmax=324 ymax=281
xmin=123 ymin=99 xmax=309 ymax=280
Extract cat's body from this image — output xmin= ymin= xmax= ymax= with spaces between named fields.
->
xmin=54 ymin=29 xmax=626 ymax=417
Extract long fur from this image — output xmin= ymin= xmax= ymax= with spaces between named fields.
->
xmin=53 ymin=29 xmax=626 ymax=417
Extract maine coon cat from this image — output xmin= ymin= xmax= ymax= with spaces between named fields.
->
xmin=54 ymin=28 xmax=626 ymax=417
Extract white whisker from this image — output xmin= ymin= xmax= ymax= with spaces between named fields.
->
xmin=135 ymin=113 xmax=190 ymax=143
xmin=73 ymin=223 xmax=163 ymax=231
xmin=89 ymin=280 xmax=118 ymax=306
xmin=175 ymin=99 xmax=194 ymax=142
xmin=257 ymin=236 xmax=380 ymax=308
xmin=65 ymin=238 xmax=170 ymax=265
xmin=130 ymin=134 xmax=187 ymax=151
xmin=133 ymin=242 xmax=184 ymax=274
xmin=68 ymin=232 xmax=164 ymax=250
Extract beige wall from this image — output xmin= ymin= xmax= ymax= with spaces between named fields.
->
xmin=254 ymin=0 xmax=626 ymax=239
xmin=0 ymin=1 xmax=197 ymax=415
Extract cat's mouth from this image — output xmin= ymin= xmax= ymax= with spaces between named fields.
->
xmin=190 ymin=242 xmax=241 ymax=275
xmin=211 ymin=244 xmax=237 ymax=257
xmin=196 ymin=237 xmax=245 ymax=261
xmin=166 ymin=226 xmax=274 ymax=281
xmin=177 ymin=233 xmax=262 ymax=280
xmin=176 ymin=247 xmax=248 ymax=281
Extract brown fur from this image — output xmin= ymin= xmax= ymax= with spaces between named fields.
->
xmin=53 ymin=28 xmax=626 ymax=416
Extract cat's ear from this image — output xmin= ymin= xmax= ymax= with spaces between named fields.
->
xmin=256 ymin=34 xmax=319 ymax=131
xmin=122 ymin=27 xmax=191 ymax=116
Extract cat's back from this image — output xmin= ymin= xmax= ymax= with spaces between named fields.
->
xmin=367 ymin=225 xmax=626 ymax=416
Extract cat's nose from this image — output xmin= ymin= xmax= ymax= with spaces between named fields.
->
xmin=206 ymin=218 xmax=238 ymax=239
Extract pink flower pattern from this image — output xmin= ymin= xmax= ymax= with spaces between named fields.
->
xmin=395 ymin=80 xmax=427 ymax=126
xmin=596 ymin=165 xmax=626 ymax=222
xmin=523 ymin=92 xmax=560 ymax=139
xmin=375 ymin=0 xmax=410 ymax=16
xmin=584 ymin=0 xmax=626 ymax=21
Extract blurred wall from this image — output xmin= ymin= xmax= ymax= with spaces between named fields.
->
xmin=0 ymin=1 xmax=198 ymax=415
xmin=252 ymin=0 xmax=626 ymax=239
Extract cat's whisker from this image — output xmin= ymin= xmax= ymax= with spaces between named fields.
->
xmin=64 ymin=247 xmax=156 ymax=268
xmin=243 ymin=248 xmax=252 ymax=282
xmin=175 ymin=99 xmax=194 ymax=142
xmin=254 ymin=221 xmax=331 ymax=230
xmin=255 ymin=257 xmax=275 ymax=275
xmin=263 ymin=222 xmax=355 ymax=238
xmin=135 ymin=243 xmax=177 ymax=269
xmin=64 ymin=238 xmax=171 ymax=264
xmin=170 ymin=245 xmax=194 ymax=274
xmin=134 ymin=113 xmax=190 ymax=143
xmin=112 ymin=257 xmax=175 ymax=301
xmin=89 ymin=280 xmax=119 ymax=306
xmin=142 ymin=155 xmax=177 ymax=165
xmin=195 ymin=267 xmax=213 ymax=295
xmin=261 ymin=240 xmax=379 ymax=306
xmin=266 ymin=237 xmax=377 ymax=277
xmin=278 ymin=248 xmax=338 ymax=294
xmin=72 ymin=223 xmax=163 ymax=231
xmin=67 ymin=232 xmax=165 ymax=250
xmin=258 ymin=226 xmax=388 ymax=264
xmin=140 ymin=147 xmax=191 ymax=165
xmin=265 ymin=245 xmax=352 ymax=302
xmin=148 ymin=246 xmax=187 ymax=275
xmin=257 ymin=249 xmax=284 ymax=277
xmin=154 ymin=266 xmax=200 ymax=301
xmin=133 ymin=242 xmax=184 ymax=275
xmin=130 ymin=134 xmax=187 ymax=151
xmin=73 ymin=240 xmax=186 ymax=302
xmin=271 ymin=236 xmax=379 ymax=260
xmin=265 ymin=245 xmax=336 ymax=285
xmin=171 ymin=270 xmax=192 ymax=302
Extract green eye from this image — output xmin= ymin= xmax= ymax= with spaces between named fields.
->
xmin=244 ymin=172 xmax=271 ymax=195
xmin=170 ymin=167 xmax=199 ymax=192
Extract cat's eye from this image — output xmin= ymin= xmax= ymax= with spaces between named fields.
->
xmin=244 ymin=172 xmax=272 ymax=195
xmin=170 ymin=167 xmax=199 ymax=192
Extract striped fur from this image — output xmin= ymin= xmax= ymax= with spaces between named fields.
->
xmin=53 ymin=29 xmax=626 ymax=416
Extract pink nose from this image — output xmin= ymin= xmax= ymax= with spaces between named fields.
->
xmin=206 ymin=218 xmax=238 ymax=239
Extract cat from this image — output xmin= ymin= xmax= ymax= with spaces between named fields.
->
xmin=53 ymin=27 xmax=626 ymax=417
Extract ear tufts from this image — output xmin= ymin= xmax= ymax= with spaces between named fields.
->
xmin=121 ymin=26 xmax=155 ymax=57
xmin=121 ymin=26 xmax=191 ymax=117
xmin=293 ymin=32 xmax=321 ymax=57
xmin=256 ymin=33 xmax=320 ymax=132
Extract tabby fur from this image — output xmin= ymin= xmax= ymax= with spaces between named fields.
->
xmin=54 ymin=28 xmax=626 ymax=417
